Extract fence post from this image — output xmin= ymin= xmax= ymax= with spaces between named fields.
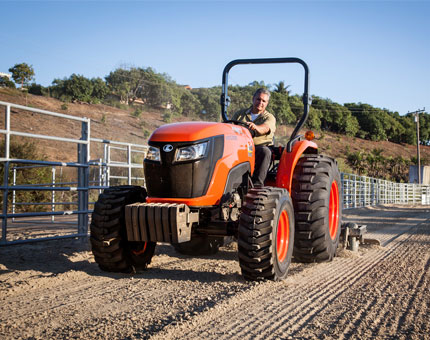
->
xmin=107 ymin=144 xmax=111 ymax=186
xmin=1 ymin=105 xmax=11 ymax=245
xmin=127 ymin=144 xmax=132 ymax=185
xmin=51 ymin=167 xmax=56 ymax=223
xmin=12 ymin=168 xmax=16 ymax=222
xmin=1 ymin=161 xmax=9 ymax=245
xmin=77 ymin=119 xmax=90 ymax=236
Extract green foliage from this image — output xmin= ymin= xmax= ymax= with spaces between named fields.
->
xmin=132 ymin=108 xmax=142 ymax=117
xmin=28 ymin=83 xmax=47 ymax=96
xmin=91 ymin=77 xmax=109 ymax=100
xmin=268 ymin=91 xmax=295 ymax=125
xmin=313 ymin=97 xmax=359 ymax=136
xmin=0 ymin=76 xmax=16 ymax=88
xmin=163 ymin=111 xmax=172 ymax=123
xmin=192 ymin=87 xmax=221 ymax=121
xmin=105 ymin=67 xmax=141 ymax=104
xmin=178 ymin=90 xmax=202 ymax=117
xmin=8 ymin=62 xmax=35 ymax=88
xmin=336 ymin=158 xmax=354 ymax=174
xmin=51 ymin=74 xmax=93 ymax=102
xmin=60 ymin=103 xmax=68 ymax=111
xmin=49 ymin=75 xmax=108 ymax=103
xmin=101 ymin=113 xmax=107 ymax=124
xmin=273 ymin=81 xmax=290 ymax=94
xmin=0 ymin=140 xmax=51 ymax=212
xmin=346 ymin=148 xmax=411 ymax=182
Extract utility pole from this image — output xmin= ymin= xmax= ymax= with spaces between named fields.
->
xmin=409 ymin=108 xmax=426 ymax=184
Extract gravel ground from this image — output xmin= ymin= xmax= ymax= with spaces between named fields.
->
xmin=1 ymin=204 xmax=429 ymax=340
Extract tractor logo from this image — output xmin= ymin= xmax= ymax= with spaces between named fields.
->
xmin=163 ymin=144 xmax=174 ymax=152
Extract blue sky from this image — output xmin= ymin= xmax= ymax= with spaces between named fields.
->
xmin=0 ymin=0 xmax=429 ymax=115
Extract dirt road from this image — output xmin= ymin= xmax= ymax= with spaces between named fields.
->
xmin=1 ymin=204 xmax=429 ymax=340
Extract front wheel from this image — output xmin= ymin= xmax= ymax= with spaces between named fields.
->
xmin=90 ymin=185 xmax=156 ymax=272
xmin=238 ymin=187 xmax=294 ymax=281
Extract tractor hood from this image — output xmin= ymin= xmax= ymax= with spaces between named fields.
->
xmin=149 ymin=121 xmax=251 ymax=142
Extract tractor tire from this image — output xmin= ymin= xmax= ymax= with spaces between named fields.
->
xmin=292 ymin=154 xmax=342 ymax=263
xmin=238 ymin=187 xmax=294 ymax=281
xmin=173 ymin=235 xmax=224 ymax=256
xmin=90 ymin=185 xmax=156 ymax=273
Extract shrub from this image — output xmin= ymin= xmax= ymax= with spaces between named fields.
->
xmin=163 ymin=112 xmax=172 ymax=123
xmin=132 ymin=108 xmax=142 ymax=117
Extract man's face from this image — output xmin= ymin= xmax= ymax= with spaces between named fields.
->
xmin=252 ymin=93 xmax=269 ymax=114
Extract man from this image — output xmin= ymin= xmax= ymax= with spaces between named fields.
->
xmin=232 ymin=88 xmax=276 ymax=187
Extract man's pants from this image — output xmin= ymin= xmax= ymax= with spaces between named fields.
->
xmin=252 ymin=145 xmax=272 ymax=187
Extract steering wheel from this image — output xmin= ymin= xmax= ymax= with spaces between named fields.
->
xmin=225 ymin=120 xmax=256 ymax=137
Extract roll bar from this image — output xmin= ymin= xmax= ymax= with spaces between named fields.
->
xmin=220 ymin=57 xmax=311 ymax=152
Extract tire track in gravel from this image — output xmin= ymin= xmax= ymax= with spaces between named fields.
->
xmin=269 ymin=223 xmax=429 ymax=339
xmin=332 ymin=223 xmax=430 ymax=340
xmin=388 ymin=254 xmax=430 ymax=337
xmin=150 ymin=210 xmax=430 ymax=340
xmin=1 ymin=244 xmax=255 ymax=340
xmin=1 ymin=246 xmax=227 ymax=320
xmin=1 ymin=206 xmax=429 ymax=340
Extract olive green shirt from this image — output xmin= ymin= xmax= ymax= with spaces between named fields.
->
xmin=232 ymin=107 xmax=276 ymax=146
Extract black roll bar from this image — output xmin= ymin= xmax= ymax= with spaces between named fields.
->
xmin=220 ymin=57 xmax=311 ymax=152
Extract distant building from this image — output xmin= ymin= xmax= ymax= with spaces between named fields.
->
xmin=0 ymin=72 xmax=12 ymax=79
xmin=409 ymin=165 xmax=430 ymax=185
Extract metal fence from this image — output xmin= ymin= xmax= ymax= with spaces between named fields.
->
xmin=342 ymin=173 xmax=430 ymax=209
xmin=1 ymin=100 xmax=429 ymax=245
xmin=0 ymin=101 xmax=146 ymax=245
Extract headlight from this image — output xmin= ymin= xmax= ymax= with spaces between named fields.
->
xmin=145 ymin=146 xmax=161 ymax=162
xmin=175 ymin=142 xmax=208 ymax=162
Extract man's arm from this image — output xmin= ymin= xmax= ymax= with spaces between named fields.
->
xmin=246 ymin=121 xmax=270 ymax=136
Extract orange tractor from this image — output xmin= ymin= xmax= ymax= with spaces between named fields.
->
xmin=90 ymin=58 xmax=342 ymax=281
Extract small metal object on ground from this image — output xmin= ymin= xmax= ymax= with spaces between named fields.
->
xmin=341 ymin=222 xmax=375 ymax=251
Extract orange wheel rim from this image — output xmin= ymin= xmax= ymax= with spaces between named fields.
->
xmin=277 ymin=210 xmax=289 ymax=262
xmin=329 ymin=181 xmax=340 ymax=240
xmin=132 ymin=242 xmax=147 ymax=255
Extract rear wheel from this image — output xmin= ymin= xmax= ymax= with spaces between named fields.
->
xmin=238 ymin=187 xmax=294 ymax=281
xmin=292 ymin=155 xmax=342 ymax=262
xmin=90 ymin=185 xmax=156 ymax=272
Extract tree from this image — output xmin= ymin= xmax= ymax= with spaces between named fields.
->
xmin=268 ymin=91 xmax=295 ymax=124
xmin=192 ymin=87 xmax=221 ymax=121
xmin=28 ymin=83 xmax=46 ymax=96
xmin=91 ymin=77 xmax=109 ymax=101
xmin=8 ymin=63 xmax=35 ymax=88
xmin=106 ymin=66 xmax=150 ymax=105
xmin=0 ymin=76 xmax=16 ymax=88
xmin=273 ymin=81 xmax=290 ymax=94
xmin=178 ymin=90 xmax=202 ymax=117
xmin=50 ymin=74 xmax=94 ymax=103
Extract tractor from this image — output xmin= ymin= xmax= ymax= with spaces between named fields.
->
xmin=90 ymin=58 xmax=342 ymax=281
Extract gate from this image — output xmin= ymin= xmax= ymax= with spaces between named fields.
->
xmin=0 ymin=101 xmax=147 ymax=245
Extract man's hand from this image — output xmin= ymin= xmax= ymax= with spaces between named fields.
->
xmin=246 ymin=122 xmax=270 ymax=136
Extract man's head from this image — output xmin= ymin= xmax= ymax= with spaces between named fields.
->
xmin=252 ymin=88 xmax=270 ymax=114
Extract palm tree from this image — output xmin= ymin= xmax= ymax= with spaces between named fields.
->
xmin=274 ymin=81 xmax=291 ymax=95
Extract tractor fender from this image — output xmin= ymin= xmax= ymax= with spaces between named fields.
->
xmin=275 ymin=140 xmax=318 ymax=193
